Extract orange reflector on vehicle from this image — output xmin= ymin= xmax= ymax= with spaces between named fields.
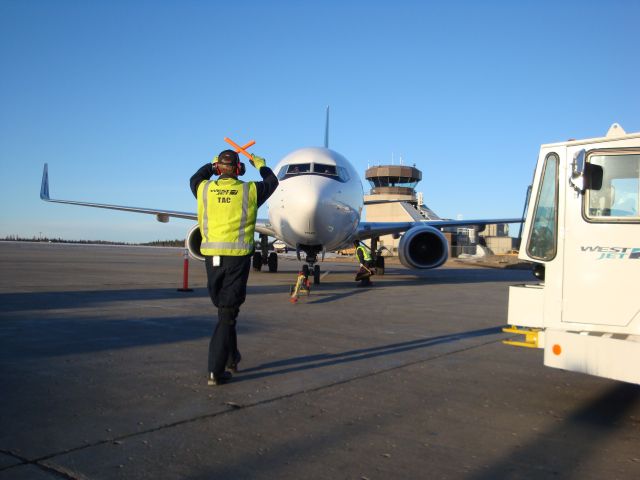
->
xmin=552 ymin=344 xmax=562 ymax=355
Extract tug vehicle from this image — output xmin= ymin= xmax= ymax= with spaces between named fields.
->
xmin=505 ymin=124 xmax=640 ymax=384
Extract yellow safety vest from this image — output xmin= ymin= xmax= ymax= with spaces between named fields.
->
xmin=356 ymin=245 xmax=372 ymax=262
xmin=197 ymin=177 xmax=258 ymax=256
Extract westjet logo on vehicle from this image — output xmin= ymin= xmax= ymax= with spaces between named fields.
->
xmin=581 ymin=246 xmax=640 ymax=260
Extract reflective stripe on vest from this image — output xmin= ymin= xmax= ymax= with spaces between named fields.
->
xmin=197 ymin=178 xmax=257 ymax=256
xmin=357 ymin=245 xmax=372 ymax=262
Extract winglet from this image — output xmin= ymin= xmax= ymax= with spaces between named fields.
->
xmin=40 ymin=163 xmax=50 ymax=200
xmin=324 ymin=106 xmax=330 ymax=148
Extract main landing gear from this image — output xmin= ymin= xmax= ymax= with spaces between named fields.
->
xmin=370 ymin=236 xmax=385 ymax=276
xmin=253 ymin=234 xmax=278 ymax=273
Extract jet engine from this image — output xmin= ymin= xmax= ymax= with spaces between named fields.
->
xmin=398 ymin=225 xmax=449 ymax=269
xmin=186 ymin=224 xmax=205 ymax=261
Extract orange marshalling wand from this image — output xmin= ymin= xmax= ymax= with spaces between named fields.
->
xmin=224 ymin=137 xmax=255 ymax=161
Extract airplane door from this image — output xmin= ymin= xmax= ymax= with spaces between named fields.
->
xmin=562 ymin=148 xmax=640 ymax=330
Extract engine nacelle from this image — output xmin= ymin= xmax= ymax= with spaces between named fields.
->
xmin=185 ymin=224 xmax=205 ymax=261
xmin=398 ymin=225 xmax=449 ymax=269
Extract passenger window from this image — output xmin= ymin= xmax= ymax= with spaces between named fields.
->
xmin=527 ymin=153 xmax=558 ymax=261
xmin=586 ymin=152 xmax=640 ymax=221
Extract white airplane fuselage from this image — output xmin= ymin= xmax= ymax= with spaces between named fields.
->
xmin=267 ymin=147 xmax=363 ymax=253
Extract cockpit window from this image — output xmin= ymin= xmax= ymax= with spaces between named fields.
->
xmin=313 ymin=164 xmax=337 ymax=175
xmin=288 ymin=163 xmax=310 ymax=174
xmin=337 ymin=166 xmax=350 ymax=182
xmin=276 ymin=162 xmax=349 ymax=183
xmin=277 ymin=163 xmax=309 ymax=180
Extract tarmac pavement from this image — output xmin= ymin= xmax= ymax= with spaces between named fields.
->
xmin=1 ymin=242 xmax=639 ymax=479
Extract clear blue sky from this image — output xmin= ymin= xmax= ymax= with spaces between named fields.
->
xmin=1 ymin=0 xmax=638 ymax=242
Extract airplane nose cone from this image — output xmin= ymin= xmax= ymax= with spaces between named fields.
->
xmin=286 ymin=177 xmax=322 ymax=237
xmin=275 ymin=176 xmax=344 ymax=246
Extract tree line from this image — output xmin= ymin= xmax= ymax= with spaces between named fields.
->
xmin=1 ymin=235 xmax=183 ymax=247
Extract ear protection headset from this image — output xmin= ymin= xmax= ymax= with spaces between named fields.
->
xmin=213 ymin=161 xmax=246 ymax=176
xmin=213 ymin=150 xmax=245 ymax=176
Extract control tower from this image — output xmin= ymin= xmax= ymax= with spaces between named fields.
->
xmin=364 ymin=164 xmax=441 ymax=255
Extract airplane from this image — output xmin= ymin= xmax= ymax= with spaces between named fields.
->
xmin=40 ymin=111 xmax=522 ymax=285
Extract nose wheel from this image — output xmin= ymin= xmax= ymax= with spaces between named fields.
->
xmin=300 ymin=263 xmax=321 ymax=284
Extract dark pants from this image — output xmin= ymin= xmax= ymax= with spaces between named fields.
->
xmin=205 ymin=254 xmax=251 ymax=377
xmin=355 ymin=261 xmax=374 ymax=285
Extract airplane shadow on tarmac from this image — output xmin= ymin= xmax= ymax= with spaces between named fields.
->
xmin=378 ymin=267 xmax=533 ymax=285
xmin=232 ymin=326 xmax=504 ymax=383
xmin=470 ymin=382 xmax=640 ymax=479
xmin=282 ymin=267 xmax=533 ymax=305
xmin=251 ymin=267 xmax=533 ymax=305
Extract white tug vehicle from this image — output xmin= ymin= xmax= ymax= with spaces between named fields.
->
xmin=505 ymin=123 xmax=640 ymax=384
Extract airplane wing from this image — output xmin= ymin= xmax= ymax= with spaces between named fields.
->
xmin=41 ymin=163 xmax=280 ymax=238
xmin=355 ymin=218 xmax=523 ymax=240
xmin=40 ymin=164 xmax=196 ymax=222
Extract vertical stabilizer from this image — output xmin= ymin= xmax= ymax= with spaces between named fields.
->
xmin=40 ymin=163 xmax=50 ymax=200
xmin=324 ymin=106 xmax=330 ymax=148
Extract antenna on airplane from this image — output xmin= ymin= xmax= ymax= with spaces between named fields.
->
xmin=324 ymin=106 xmax=330 ymax=148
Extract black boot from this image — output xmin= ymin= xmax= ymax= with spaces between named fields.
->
xmin=208 ymin=371 xmax=232 ymax=386
xmin=226 ymin=351 xmax=242 ymax=373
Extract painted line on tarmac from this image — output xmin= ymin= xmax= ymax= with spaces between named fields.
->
xmin=320 ymin=270 xmax=331 ymax=280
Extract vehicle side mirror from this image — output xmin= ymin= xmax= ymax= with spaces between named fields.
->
xmin=585 ymin=163 xmax=603 ymax=191
xmin=570 ymin=149 xmax=586 ymax=193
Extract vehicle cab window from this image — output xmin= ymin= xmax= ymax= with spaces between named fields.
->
xmin=527 ymin=153 xmax=559 ymax=261
xmin=586 ymin=151 xmax=640 ymax=221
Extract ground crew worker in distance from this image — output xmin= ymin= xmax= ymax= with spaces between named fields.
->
xmin=190 ymin=149 xmax=278 ymax=386
xmin=354 ymin=240 xmax=374 ymax=286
